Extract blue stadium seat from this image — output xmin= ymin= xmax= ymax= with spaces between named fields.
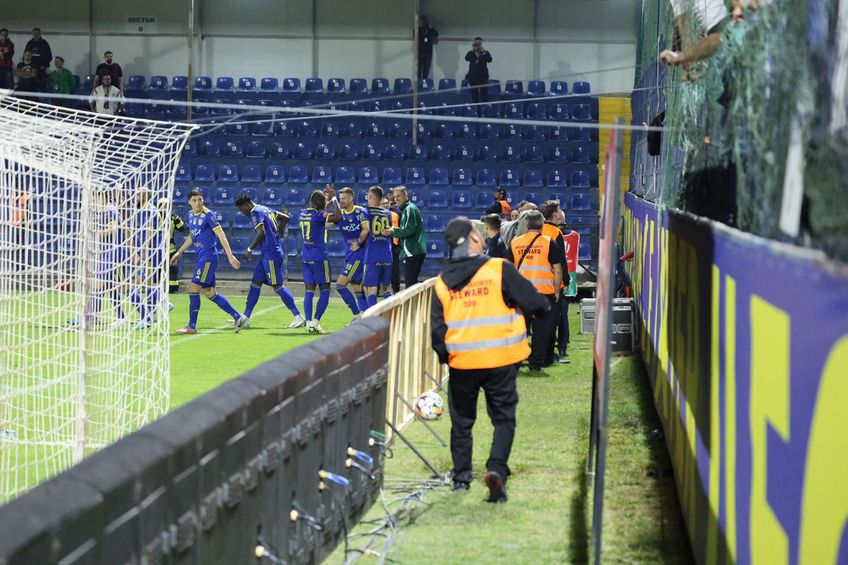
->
xmin=176 ymin=164 xmax=192 ymax=182
xmin=573 ymin=81 xmax=591 ymax=94
xmin=425 ymin=214 xmax=446 ymax=233
xmin=293 ymin=142 xmax=314 ymax=160
xmin=571 ymin=127 xmax=592 ymax=142
xmin=226 ymin=122 xmax=250 ymax=137
xmin=199 ymin=139 xmax=221 ymax=157
xmin=393 ymin=78 xmax=412 ymax=94
xmin=265 ymin=165 xmax=286 ymax=184
xmin=549 ymin=103 xmax=569 ymax=122
xmin=431 ymin=144 xmax=452 ymax=161
xmin=286 ymin=188 xmax=307 ymax=207
xmin=315 ymin=143 xmax=337 ymax=160
xmin=418 ymin=78 xmax=435 ymax=92
xmin=550 ymin=126 xmax=568 ymax=142
xmin=409 ymin=145 xmax=428 ymax=161
xmin=171 ymin=76 xmax=189 ymax=91
xmin=383 ymin=167 xmax=402 ymax=185
xmin=275 ymin=121 xmax=296 ymax=137
xmin=289 ymin=165 xmax=309 ymax=184
xmin=262 ymin=187 xmax=283 ymax=206
xmin=150 ymin=75 xmax=169 ymax=91
xmin=476 ymin=168 xmax=497 ymax=186
xmin=223 ymin=140 xmax=245 ymax=157
xmin=195 ymin=164 xmax=216 ymax=182
xmin=437 ymin=102 xmax=457 ymax=116
xmin=504 ymin=80 xmax=523 ymax=99
xmin=480 ymin=123 xmax=499 ymax=140
xmin=282 ymin=78 xmax=302 ymax=92
xmin=571 ymin=144 xmax=592 ymax=163
xmin=475 ymin=191 xmax=492 ymax=210
xmin=408 ymin=189 xmax=424 ymax=208
xmin=433 ymin=122 xmax=454 ymax=139
xmin=182 ymin=140 xmax=197 ymax=158
xmin=270 ymin=141 xmax=292 ymax=159
xmin=214 ymin=186 xmax=236 ymax=204
xmin=438 ymin=78 xmax=456 ymax=91
xmin=298 ymin=120 xmax=318 ymax=137
xmin=525 ymin=145 xmax=544 ymax=163
xmin=359 ymin=166 xmax=380 ymax=184
xmin=260 ymin=77 xmax=279 ymax=92
xmin=127 ymin=75 xmax=146 ymax=90
xmin=416 ymin=122 xmax=432 ymax=142
xmin=305 ymin=78 xmax=324 ymax=93
xmin=504 ymin=103 xmax=524 ymax=121
xmin=527 ymin=80 xmax=546 ymax=97
xmin=453 ymin=167 xmax=473 ymax=186
xmin=571 ymin=170 xmax=591 ymax=188
xmin=385 ymin=144 xmax=407 ymax=161
xmin=427 ymin=241 xmax=445 ymax=259
xmin=389 ymin=121 xmax=411 ymax=139
xmin=500 ymin=168 xmax=520 ymax=187
xmin=247 ymin=140 xmax=267 ymax=158
xmin=355 ymin=191 xmax=368 ymax=207
xmin=321 ymin=121 xmax=341 ymax=137
xmin=218 ymin=164 xmax=239 ymax=183
xmin=173 ymin=184 xmax=189 ymax=203
xmin=242 ymin=164 xmax=262 ymax=183
xmin=526 ymin=102 xmax=547 ymax=120
xmin=428 ymin=190 xmax=449 ymax=208
xmin=343 ymin=121 xmax=363 ymax=138
xmin=501 ymin=145 xmax=522 ymax=162
xmin=215 ymin=77 xmax=234 ymax=91
xmin=339 ymin=143 xmax=360 ymax=160
xmin=502 ymin=124 xmax=523 ymax=140
xmin=525 ymin=125 xmax=547 ymax=141
xmin=238 ymin=77 xmax=257 ymax=92
xmin=233 ymin=212 xmax=253 ymax=229
xmin=523 ymin=169 xmax=543 ymax=187
xmin=228 ymin=236 xmax=250 ymax=255
xmin=458 ymin=104 xmax=478 ymax=118
xmin=452 ymin=189 xmax=473 ymax=209
xmin=578 ymin=240 xmax=592 ymax=262
xmin=549 ymin=146 xmax=569 ymax=163
xmin=327 ymin=78 xmax=345 ymax=94
xmin=328 ymin=236 xmax=346 ymax=258
xmin=572 ymin=104 xmax=592 ymax=122
xmin=312 ymin=166 xmax=332 ymax=184
xmin=406 ymin=167 xmax=426 ymax=185
xmin=335 ymin=166 xmax=356 ymax=185
xmin=546 ymin=170 xmax=568 ymax=188
xmin=455 ymin=145 xmax=475 ymax=162
xmin=213 ymin=210 xmax=232 ymax=228
xmin=371 ymin=78 xmax=390 ymax=96
xmin=479 ymin=145 xmax=498 ymax=162
xmin=349 ymin=78 xmax=368 ymax=96
xmin=363 ymin=143 xmax=384 ymax=161
xmin=366 ymin=121 xmax=386 ymax=138
xmin=487 ymin=80 xmax=502 ymax=98
xmin=549 ymin=80 xmax=568 ymax=97
xmin=429 ymin=168 xmax=449 ymax=186
xmin=123 ymin=102 xmax=146 ymax=118
xmin=479 ymin=104 xmax=501 ymax=119
xmin=456 ymin=122 xmax=477 ymax=139
xmin=285 ymin=237 xmax=299 ymax=258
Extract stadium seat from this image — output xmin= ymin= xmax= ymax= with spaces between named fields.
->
xmin=199 ymin=139 xmax=221 ymax=157
xmin=215 ymin=77 xmax=234 ymax=91
xmin=383 ymin=167 xmax=402 ymax=185
xmin=480 ymin=123 xmax=499 ymax=140
xmin=242 ymin=164 xmax=263 ymax=183
xmin=475 ymin=191 xmax=492 ymax=210
xmin=282 ymin=78 xmax=302 ymax=92
xmin=371 ymin=78 xmax=390 ymax=96
xmin=433 ymin=122 xmax=454 ymax=139
xmin=571 ymin=127 xmax=592 ymax=142
xmin=247 ymin=140 xmax=268 ymax=158
xmin=479 ymin=145 xmax=498 ymax=162
xmin=328 ymin=236 xmax=346 ymax=258
xmin=214 ymin=186 xmax=235 ymax=204
xmin=389 ymin=121 xmax=411 ymax=139
xmin=363 ymin=143 xmax=384 ymax=161
xmin=171 ymin=76 xmax=189 ymax=91
xmin=418 ymin=78 xmax=435 ymax=92
xmin=428 ymin=190 xmax=449 ymax=208
xmin=275 ymin=121 xmax=296 ymax=137
xmin=335 ymin=166 xmax=356 ymax=185
xmin=572 ymin=104 xmax=592 ymax=122
xmin=479 ymin=104 xmax=500 ymax=119
xmin=416 ymin=122 xmax=432 ymax=141
xmin=213 ymin=210 xmax=232 ymax=228
xmin=456 ymin=122 xmax=477 ymax=139
xmin=571 ymin=144 xmax=592 ymax=163
xmin=343 ymin=121 xmax=363 ymax=138
xmin=549 ymin=80 xmax=568 ymax=97
xmin=523 ymin=169 xmax=544 ymax=188
xmin=527 ymin=80 xmax=546 ymax=97
xmin=429 ymin=168 xmax=449 ymax=186
xmin=571 ymin=193 xmax=591 ymax=211
xmin=359 ymin=166 xmax=380 ymax=184
xmin=270 ymin=141 xmax=292 ymax=159
xmin=385 ymin=144 xmax=407 ymax=161
xmin=427 ymin=241 xmax=445 ymax=259
xmin=321 ymin=121 xmax=341 ymax=137
xmin=349 ymin=78 xmax=368 ymax=96
xmin=227 ymin=122 xmax=250 ymax=137
xmin=453 ymin=167 xmax=473 ymax=186
xmin=409 ymin=145 xmax=428 ymax=161
xmin=175 ymin=164 xmax=192 ymax=182
xmin=228 ymin=211 xmax=250 ymax=230
xmin=194 ymin=164 xmax=216 ymax=182
xmin=127 ymin=75 xmax=146 ymax=90
xmin=487 ymin=80 xmax=502 ymax=98
xmin=425 ymin=214 xmax=446 ymax=233
xmin=455 ymin=145 xmax=475 ymax=162
xmin=502 ymin=124 xmax=523 ymax=140
xmin=298 ymin=120 xmax=318 ymax=137
xmin=406 ymin=167 xmax=426 ymax=185
xmin=265 ymin=165 xmax=286 ymax=183
xmin=437 ymin=102 xmax=457 ymax=116
xmin=327 ymin=78 xmax=345 ymax=94
xmin=408 ymin=189 xmax=424 ymax=208
xmin=223 ymin=140 xmax=245 ymax=157
xmin=182 ymin=140 xmax=198 ymax=158
xmin=504 ymin=80 xmax=523 ymax=99
xmin=504 ymin=103 xmax=524 ymax=121
xmin=571 ymin=170 xmax=591 ymax=188
xmin=501 ymin=145 xmax=522 ymax=162
xmin=573 ymin=81 xmax=591 ymax=94
xmin=549 ymin=146 xmax=569 ymax=163
xmin=150 ymin=75 xmax=168 ymax=91
xmin=286 ymin=188 xmax=307 ymax=206
xmin=293 ymin=142 xmax=314 ymax=160
xmin=525 ymin=125 xmax=547 ymax=141
xmin=339 ymin=143 xmax=360 ymax=160
xmin=549 ymin=103 xmax=569 ymax=122
xmin=438 ymin=78 xmax=457 ymax=91
xmin=218 ymin=164 xmax=239 ymax=183
xmin=315 ymin=143 xmax=337 ymax=160
xmin=312 ymin=165 xmax=332 ymax=184
xmin=526 ymin=102 xmax=547 ymax=120
xmin=431 ymin=144 xmax=452 ymax=161
xmin=288 ymin=165 xmax=309 ymax=184
xmin=260 ymin=77 xmax=279 ymax=92
xmin=546 ymin=170 xmax=568 ymax=188
xmin=238 ymin=77 xmax=257 ymax=92
xmin=578 ymin=240 xmax=592 ymax=261
xmin=355 ymin=191 xmax=368 ymax=207
xmin=366 ymin=121 xmax=386 ymax=138
xmin=549 ymin=126 xmax=568 ymax=142
xmin=173 ymin=184 xmax=189 ymax=203
xmin=305 ymin=77 xmax=324 ymax=93
xmin=525 ymin=145 xmax=544 ymax=163
xmin=476 ymin=168 xmax=497 ymax=186
xmin=451 ymin=189 xmax=472 ymax=209
xmin=393 ymin=78 xmax=412 ymax=94
xmin=262 ymin=187 xmax=282 ymax=206
xmin=500 ymin=168 xmax=520 ymax=187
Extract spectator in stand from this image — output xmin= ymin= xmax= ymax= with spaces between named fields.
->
xmin=659 ymin=0 xmax=728 ymax=67
xmin=540 ymin=200 xmax=569 ymax=365
xmin=382 ymin=194 xmax=402 ymax=294
xmin=90 ymin=74 xmax=124 ymax=115
xmin=14 ymin=51 xmax=39 ymax=101
xmin=386 ymin=186 xmax=427 ymax=288
xmin=24 ymin=28 xmax=52 ymax=91
xmin=417 ymin=15 xmax=439 ymax=80
xmin=49 ymin=56 xmax=74 ymax=105
xmin=485 ymin=187 xmax=512 ymax=219
xmin=464 ymin=37 xmax=492 ymax=104
xmin=94 ymin=51 xmax=123 ymax=92
xmin=0 ymin=29 xmax=14 ymax=90
xmin=483 ymin=214 xmax=507 ymax=259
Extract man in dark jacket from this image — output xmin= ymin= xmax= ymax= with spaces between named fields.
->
xmin=24 ymin=28 xmax=52 ymax=91
xmin=464 ymin=37 xmax=492 ymax=103
xmin=417 ymin=15 xmax=439 ymax=79
xmin=431 ymin=217 xmax=549 ymax=502
xmin=0 ymin=29 xmax=15 ymax=90
xmin=482 ymin=214 xmax=507 ymax=258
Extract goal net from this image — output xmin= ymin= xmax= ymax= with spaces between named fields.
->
xmin=0 ymin=94 xmax=194 ymax=501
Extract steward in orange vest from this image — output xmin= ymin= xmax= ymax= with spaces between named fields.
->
xmin=431 ymin=217 xmax=548 ymax=501
xmin=540 ymin=199 xmax=571 ymax=365
xmin=484 ymin=187 xmax=512 ymax=219
xmin=507 ymin=210 xmax=564 ymax=372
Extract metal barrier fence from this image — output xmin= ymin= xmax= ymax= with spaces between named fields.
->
xmin=0 ymin=317 xmax=390 ymax=565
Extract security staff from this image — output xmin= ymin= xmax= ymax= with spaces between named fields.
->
xmin=484 ymin=187 xmax=512 ymax=219
xmin=507 ymin=210 xmax=564 ymax=371
xmin=540 ymin=200 xmax=569 ymax=365
xmin=432 ymin=217 xmax=549 ymax=502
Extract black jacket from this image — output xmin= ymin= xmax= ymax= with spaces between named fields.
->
xmin=24 ymin=38 xmax=52 ymax=70
xmin=485 ymin=235 xmax=507 ymax=259
xmin=431 ymin=256 xmax=550 ymax=364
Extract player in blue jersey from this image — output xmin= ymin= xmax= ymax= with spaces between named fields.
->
xmin=363 ymin=185 xmax=395 ymax=308
xmin=170 ymin=188 xmax=247 ymax=334
xmin=326 ymin=187 xmax=370 ymax=323
xmin=299 ymin=185 xmax=342 ymax=333
xmin=234 ymin=193 xmax=305 ymax=328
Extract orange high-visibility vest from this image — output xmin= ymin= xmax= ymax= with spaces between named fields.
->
xmin=541 ymin=222 xmax=565 ymax=288
xmin=498 ymin=200 xmax=512 ymax=219
xmin=510 ymin=230 xmax=555 ymax=294
xmin=434 ymin=258 xmax=529 ymax=370
xmin=390 ymin=210 xmax=399 ymax=246
xmin=11 ymin=193 xmax=30 ymax=227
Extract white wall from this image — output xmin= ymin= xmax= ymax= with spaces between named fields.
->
xmin=2 ymin=0 xmax=637 ymax=92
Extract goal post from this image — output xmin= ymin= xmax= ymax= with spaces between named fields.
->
xmin=0 ymin=94 xmax=194 ymax=501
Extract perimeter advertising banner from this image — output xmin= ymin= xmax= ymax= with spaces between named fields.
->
xmin=623 ymin=193 xmax=848 ymax=565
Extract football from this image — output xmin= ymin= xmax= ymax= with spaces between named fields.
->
xmin=415 ymin=391 xmax=444 ymax=420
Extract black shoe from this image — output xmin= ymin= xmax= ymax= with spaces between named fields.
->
xmin=527 ymin=365 xmax=542 ymax=372
xmin=484 ymin=471 xmax=507 ymax=503
xmin=559 ymin=354 xmax=570 ymax=364
xmin=452 ymin=480 xmax=470 ymax=492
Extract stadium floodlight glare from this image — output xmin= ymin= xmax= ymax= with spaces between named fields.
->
xmin=0 ymin=94 xmax=194 ymax=501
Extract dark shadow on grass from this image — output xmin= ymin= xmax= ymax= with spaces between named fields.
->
xmin=568 ymin=454 xmax=590 ymax=565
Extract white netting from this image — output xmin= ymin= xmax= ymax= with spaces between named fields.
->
xmin=0 ymin=93 xmax=194 ymax=501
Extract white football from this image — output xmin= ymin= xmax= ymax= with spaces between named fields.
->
xmin=415 ymin=391 xmax=444 ymax=420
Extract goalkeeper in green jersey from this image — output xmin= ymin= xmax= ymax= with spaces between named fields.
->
xmin=160 ymin=198 xmax=188 ymax=295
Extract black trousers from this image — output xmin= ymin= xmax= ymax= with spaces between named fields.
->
xmin=448 ymin=363 xmax=519 ymax=483
xmin=0 ymin=68 xmax=13 ymax=90
xmin=418 ymin=54 xmax=432 ymax=79
xmin=529 ymin=294 xmax=557 ymax=369
xmin=391 ymin=244 xmax=401 ymax=293
xmin=469 ymin=78 xmax=489 ymax=104
xmin=169 ymin=251 xmax=180 ymax=294
xmin=402 ymin=253 xmax=425 ymax=288
xmin=549 ymin=294 xmax=569 ymax=357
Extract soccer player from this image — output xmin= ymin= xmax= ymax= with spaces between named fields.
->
xmin=235 ymin=193 xmax=305 ymax=328
xmin=170 ymin=188 xmax=246 ymax=334
xmin=326 ymin=187 xmax=370 ymax=322
xmin=363 ymin=186 xmax=394 ymax=308
xmin=130 ymin=187 xmax=162 ymax=328
xmin=299 ymin=185 xmax=342 ymax=333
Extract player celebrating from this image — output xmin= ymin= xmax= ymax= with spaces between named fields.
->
xmin=299 ymin=185 xmax=342 ymax=333
xmin=170 ymin=188 xmax=247 ymax=334
xmin=363 ymin=185 xmax=394 ymax=308
xmin=326 ymin=187 xmax=370 ymax=323
xmin=234 ymin=193 xmax=305 ymax=328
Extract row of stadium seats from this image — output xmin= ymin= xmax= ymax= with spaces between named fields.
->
xmin=175 ymin=164 xmax=595 ymax=188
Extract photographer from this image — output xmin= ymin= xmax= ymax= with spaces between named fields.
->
xmin=464 ymin=37 xmax=492 ymax=103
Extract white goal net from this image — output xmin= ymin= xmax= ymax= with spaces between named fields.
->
xmin=0 ymin=94 xmax=194 ymax=500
